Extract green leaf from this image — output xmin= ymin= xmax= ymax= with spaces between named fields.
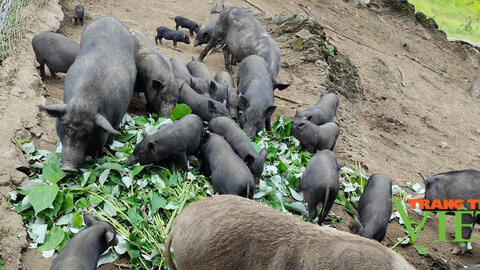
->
xmin=132 ymin=165 xmax=146 ymax=177
xmin=56 ymin=232 xmax=70 ymax=252
xmin=169 ymin=104 xmax=192 ymax=121
xmin=38 ymin=226 xmax=65 ymax=251
xmin=0 ymin=258 xmax=4 ymax=270
xmin=72 ymin=212 xmax=83 ymax=228
xmin=126 ymin=242 xmax=140 ymax=258
xmin=168 ymin=174 xmax=178 ymax=187
xmin=127 ymin=208 xmax=143 ymax=226
xmin=99 ymin=163 xmax=123 ymax=172
xmin=415 ymin=244 xmax=429 ymax=255
xmin=88 ymin=195 xmax=103 ymax=207
xmin=75 ymin=198 xmax=87 ymax=210
xmin=29 ymin=184 xmax=59 ymax=214
xmin=62 ymin=192 xmax=74 ymax=214
xmin=42 ymin=154 xmax=67 ymax=184
xmin=134 ymin=115 xmax=148 ymax=126
xmin=151 ymin=193 xmax=167 ymax=213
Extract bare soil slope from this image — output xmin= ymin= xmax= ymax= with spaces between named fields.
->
xmin=0 ymin=0 xmax=479 ymax=269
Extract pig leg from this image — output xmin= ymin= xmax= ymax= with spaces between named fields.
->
xmin=177 ymin=152 xmax=188 ymax=171
xmin=306 ymin=193 xmax=319 ymax=221
xmin=173 ymin=40 xmax=178 ymax=47
xmin=80 ymin=17 xmax=83 ymax=27
xmin=198 ymin=42 xmax=215 ymax=62
xmin=452 ymin=213 xmax=475 ymax=254
xmin=39 ymin=62 xmax=47 ymax=83
xmin=222 ymin=46 xmax=233 ymax=74
xmin=176 ymin=24 xmax=179 ymax=31
xmin=189 ymin=29 xmax=194 ymax=36
xmin=74 ymin=17 xmax=78 ymax=25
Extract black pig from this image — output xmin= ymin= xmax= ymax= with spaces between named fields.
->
xmin=74 ymin=4 xmax=84 ymax=26
xmin=174 ymin=16 xmax=200 ymax=36
xmin=126 ymin=114 xmax=203 ymax=170
xmin=187 ymin=58 xmax=227 ymax=103
xmin=41 ymin=16 xmax=136 ymax=173
xmin=352 ymin=174 xmax=392 ymax=242
xmin=32 ymin=32 xmax=79 ymax=83
xmin=131 ymin=30 xmax=177 ymax=117
xmin=209 ymin=116 xmax=266 ymax=183
xmin=300 ymin=150 xmax=339 ymax=225
xmin=237 ymin=55 xmax=288 ymax=138
xmin=290 ymin=118 xmax=339 ymax=152
xmin=295 ymin=93 xmax=339 ymax=125
xmin=420 ymin=170 xmax=480 ymax=254
xmin=49 ymin=214 xmax=117 ymax=270
xmin=155 ymin=27 xmax=190 ymax=47
xmin=201 ymin=133 xmax=255 ymax=198
xmin=215 ymin=71 xmax=239 ymax=118
xmin=178 ymin=81 xmax=229 ymax=121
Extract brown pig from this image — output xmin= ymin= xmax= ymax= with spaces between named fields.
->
xmin=165 ymin=195 xmax=416 ymax=270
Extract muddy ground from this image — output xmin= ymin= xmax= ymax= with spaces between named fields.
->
xmin=0 ymin=0 xmax=479 ymax=269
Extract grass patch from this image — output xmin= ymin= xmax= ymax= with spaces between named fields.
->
xmin=408 ymin=0 xmax=480 ymax=42
xmin=0 ymin=0 xmax=28 ymax=63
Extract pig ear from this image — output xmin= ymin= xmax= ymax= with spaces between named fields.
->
xmin=83 ymin=214 xmax=98 ymax=227
xmin=265 ymin=106 xmax=276 ymax=118
xmin=273 ymin=82 xmax=290 ymax=91
xmin=207 ymin=100 xmax=217 ymax=112
xmin=105 ymin=230 xmax=118 ymax=246
xmin=295 ymin=109 xmax=299 ymax=116
xmin=95 ymin=114 xmax=120 ymax=135
xmin=152 ymin=80 xmax=165 ymax=90
xmin=238 ymin=96 xmax=248 ymax=110
xmin=208 ymin=81 xmax=217 ymax=96
xmin=297 ymin=122 xmax=306 ymax=130
xmin=306 ymin=115 xmax=313 ymax=121
xmin=244 ymin=154 xmax=255 ymax=167
xmin=40 ymin=104 xmax=67 ymax=118
xmin=147 ymin=142 xmax=156 ymax=150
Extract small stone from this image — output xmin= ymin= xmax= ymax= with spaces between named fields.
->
xmin=475 ymin=129 xmax=480 ymax=134
xmin=10 ymin=87 xmax=24 ymax=97
xmin=315 ymin=60 xmax=328 ymax=69
xmin=439 ymin=141 xmax=448 ymax=148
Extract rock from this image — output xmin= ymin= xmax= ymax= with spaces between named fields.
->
xmin=315 ymin=60 xmax=328 ymax=69
xmin=274 ymin=12 xmax=292 ymax=24
xmin=476 ymin=129 xmax=480 ymax=134
xmin=10 ymin=87 xmax=24 ymax=97
xmin=295 ymin=28 xmax=313 ymax=39
xmin=439 ymin=141 xmax=448 ymax=148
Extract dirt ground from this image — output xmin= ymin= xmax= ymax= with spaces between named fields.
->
xmin=0 ymin=0 xmax=479 ymax=269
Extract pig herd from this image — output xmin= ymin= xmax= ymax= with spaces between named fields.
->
xmin=27 ymin=3 xmax=480 ymax=270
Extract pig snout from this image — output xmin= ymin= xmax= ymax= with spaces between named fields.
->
xmin=61 ymin=145 xmax=85 ymax=173
xmin=125 ymin=155 xmax=137 ymax=165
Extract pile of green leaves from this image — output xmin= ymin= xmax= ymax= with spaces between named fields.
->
xmin=11 ymin=110 xmax=372 ymax=269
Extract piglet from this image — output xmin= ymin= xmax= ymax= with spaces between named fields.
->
xmin=290 ymin=117 xmax=339 ymax=152
xmin=50 ymin=214 xmax=117 ymax=270
xmin=178 ymin=81 xmax=229 ymax=121
xmin=201 ymin=133 xmax=255 ymax=198
xmin=420 ymin=169 xmax=480 ymax=254
xmin=125 ymin=114 xmax=203 ymax=171
xmin=295 ymin=93 xmax=339 ymax=125
xmin=352 ymin=174 xmax=392 ymax=242
xmin=300 ymin=150 xmax=339 ymax=225
xmin=173 ymin=16 xmax=200 ymax=36
xmin=209 ymin=116 xmax=266 ymax=183
xmin=215 ymin=71 xmax=239 ymax=118
xmin=155 ymin=27 xmax=190 ymax=47
xmin=74 ymin=4 xmax=84 ymax=26
xmin=187 ymin=58 xmax=228 ymax=103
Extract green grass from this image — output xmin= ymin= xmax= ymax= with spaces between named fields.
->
xmin=0 ymin=0 xmax=28 ymax=63
xmin=408 ymin=0 xmax=480 ymax=42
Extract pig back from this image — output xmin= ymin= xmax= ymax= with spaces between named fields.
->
xmin=64 ymin=16 xmax=136 ymax=126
